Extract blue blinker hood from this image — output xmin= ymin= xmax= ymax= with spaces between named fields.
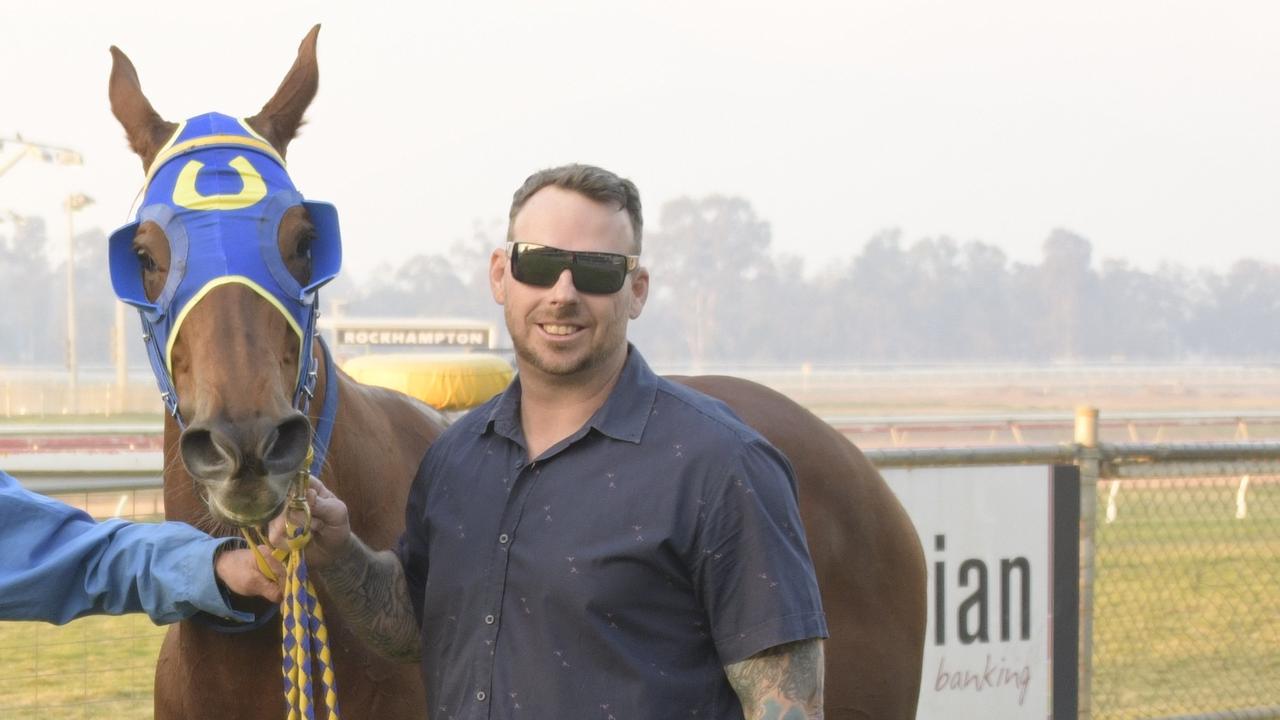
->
xmin=108 ymin=112 xmax=341 ymax=422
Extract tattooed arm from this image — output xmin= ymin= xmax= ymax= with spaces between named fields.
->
xmin=288 ymin=478 xmax=422 ymax=662
xmin=725 ymin=639 xmax=825 ymax=720
xmin=314 ymin=536 xmax=422 ymax=662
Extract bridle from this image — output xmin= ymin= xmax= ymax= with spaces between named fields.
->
xmin=108 ymin=112 xmax=340 ymax=433
xmin=109 ymin=112 xmax=344 ymax=719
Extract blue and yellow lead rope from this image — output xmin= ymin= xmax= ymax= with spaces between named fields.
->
xmin=244 ymin=450 xmax=341 ymax=720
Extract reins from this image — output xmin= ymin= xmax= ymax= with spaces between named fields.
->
xmin=243 ymin=455 xmax=340 ymax=720
xmin=242 ymin=338 xmax=342 ymax=720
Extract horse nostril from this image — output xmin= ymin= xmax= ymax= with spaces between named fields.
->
xmin=180 ymin=426 xmax=236 ymax=479
xmin=262 ymin=414 xmax=312 ymax=475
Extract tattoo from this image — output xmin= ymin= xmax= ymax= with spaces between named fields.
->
xmin=762 ymin=700 xmax=807 ymax=720
xmin=314 ymin=536 xmax=422 ymax=662
xmin=725 ymin=639 xmax=825 ymax=720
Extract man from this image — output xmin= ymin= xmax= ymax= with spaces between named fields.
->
xmin=0 ymin=469 xmax=280 ymax=624
xmin=301 ymin=164 xmax=826 ymax=718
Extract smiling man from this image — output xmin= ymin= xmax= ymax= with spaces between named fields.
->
xmin=301 ymin=164 xmax=827 ymax=719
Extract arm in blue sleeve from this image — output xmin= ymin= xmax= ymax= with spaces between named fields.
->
xmin=0 ymin=471 xmax=254 ymax=625
xmin=691 ymin=441 xmax=828 ymax=664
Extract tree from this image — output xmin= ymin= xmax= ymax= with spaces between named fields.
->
xmin=1038 ymin=228 xmax=1098 ymax=360
xmin=1095 ymin=260 xmax=1191 ymax=359
xmin=0 ymin=215 xmax=58 ymax=363
xmin=643 ymin=196 xmax=774 ymax=366
xmin=1188 ymin=260 xmax=1280 ymax=357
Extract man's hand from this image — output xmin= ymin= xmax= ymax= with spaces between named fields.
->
xmin=214 ymin=545 xmax=283 ymax=603
xmin=268 ymin=476 xmax=422 ymax=662
xmin=270 ymin=476 xmax=352 ymax=570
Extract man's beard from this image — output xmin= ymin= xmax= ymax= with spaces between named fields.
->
xmin=508 ymin=305 xmax=596 ymax=378
xmin=513 ymin=336 xmax=602 ymax=378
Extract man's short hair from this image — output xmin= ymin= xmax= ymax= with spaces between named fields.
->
xmin=508 ymin=164 xmax=643 ymax=253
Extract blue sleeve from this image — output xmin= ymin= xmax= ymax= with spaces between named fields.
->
xmin=691 ymin=441 xmax=828 ymax=665
xmin=0 ymin=471 xmax=253 ymax=625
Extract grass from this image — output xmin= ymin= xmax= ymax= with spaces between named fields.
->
xmin=0 ymin=496 xmax=170 ymax=719
xmin=0 ymin=482 xmax=1276 ymax=718
xmin=1091 ymin=479 xmax=1280 ymax=719
xmin=0 ymin=614 xmax=167 ymax=720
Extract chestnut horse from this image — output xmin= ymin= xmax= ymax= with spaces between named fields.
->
xmin=108 ymin=26 xmax=924 ymax=720
xmin=108 ymin=26 xmax=441 ymax=719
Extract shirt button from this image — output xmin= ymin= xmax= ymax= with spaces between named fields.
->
xmin=484 ymin=614 xmax=495 ymax=625
xmin=498 ymin=533 xmax=510 ymax=544
xmin=476 ymin=691 xmax=487 ymax=702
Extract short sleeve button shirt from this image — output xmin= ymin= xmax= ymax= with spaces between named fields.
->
xmin=395 ymin=347 xmax=827 ymax=719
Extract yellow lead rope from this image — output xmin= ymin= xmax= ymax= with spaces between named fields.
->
xmin=243 ymin=453 xmax=341 ymax=720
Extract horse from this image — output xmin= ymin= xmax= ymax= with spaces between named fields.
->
xmin=107 ymin=26 xmax=925 ymax=720
xmin=108 ymin=26 xmax=441 ymax=719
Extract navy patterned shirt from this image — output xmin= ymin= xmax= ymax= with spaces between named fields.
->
xmin=395 ymin=347 xmax=827 ymax=719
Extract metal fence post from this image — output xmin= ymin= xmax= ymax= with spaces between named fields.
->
xmin=1075 ymin=406 xmax=1100 ymax=719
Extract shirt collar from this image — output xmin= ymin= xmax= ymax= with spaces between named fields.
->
xmin=481 ymin=344 xmax=658 ymax=446
xmin=588 ymin=345 xmax=658 ymax=444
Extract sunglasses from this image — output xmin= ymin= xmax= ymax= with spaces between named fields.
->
xmin=506 ymin=242 xmax=639 ymax=294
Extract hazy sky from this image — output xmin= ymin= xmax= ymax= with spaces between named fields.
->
xmin=2 ymin=0 xmax=1277 ymax=281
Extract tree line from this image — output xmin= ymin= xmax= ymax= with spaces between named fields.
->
xmin=3 ymin=196 xmax=1277 ymax=368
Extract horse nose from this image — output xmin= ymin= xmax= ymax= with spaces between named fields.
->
xmin=260 ymin=412 xmax=313 ymax=475
xmin=180 ymin=424 xmax=240 ymax=480
xmin=180 ymin=413 xmax=312 ymax=480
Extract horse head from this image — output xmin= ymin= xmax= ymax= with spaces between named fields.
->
xmin=107 ymin=26 xmax=340 ymax=527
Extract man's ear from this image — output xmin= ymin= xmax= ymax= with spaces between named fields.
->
xmin=627 ymin=266 xmax=649 ymax=320
xmin=489 ymin=248 xmax=508 ymax=305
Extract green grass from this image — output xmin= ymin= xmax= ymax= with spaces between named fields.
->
xmin=1092 ymin=480 xmax=1280 ymax=719
xmin=0 ymin=485 xmax=1275 ymax=718
xmin=0 ymin=614 xmax=167 ymax=720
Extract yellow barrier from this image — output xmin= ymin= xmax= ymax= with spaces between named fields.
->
xmin=341 ymin=353 xmax=513 ymax=411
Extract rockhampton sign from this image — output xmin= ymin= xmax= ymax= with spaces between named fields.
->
xmin=882 ymin=465 xmax=1079 ymax=720
xmin=338 ymin=327 xmax=489 ymax=348
xmin=322 ymin=318 xmax=496 ymax=350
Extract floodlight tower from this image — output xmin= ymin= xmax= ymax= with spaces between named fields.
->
xmin=1 ymin=135 xmax=87 ymax=413
xmin=65 ymin=192 xmax=94 ymax=414
xmin=0 ymin=135 xmax=83 ymax=177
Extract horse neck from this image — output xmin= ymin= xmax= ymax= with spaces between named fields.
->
xmin=296 ymin=345 xmax=381 ymax=516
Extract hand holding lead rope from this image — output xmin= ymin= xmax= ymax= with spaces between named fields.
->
xmin=242 ymin=450 xmax=342 ymax=720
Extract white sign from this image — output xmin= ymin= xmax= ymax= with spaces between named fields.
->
xmin=337 ymin=328 xmax=490 ymax=347
xmin=882 ymin=465 xmax=1066 ymax=719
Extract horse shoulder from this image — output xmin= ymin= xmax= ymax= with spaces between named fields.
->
xmin=326 ymin=371 xmax=449 ymax=550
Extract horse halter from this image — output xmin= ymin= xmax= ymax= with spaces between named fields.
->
xmin=108 ymin=112 xmax=342 ymax=426
xmin=111 ymin=113 xmax=346 ymax=718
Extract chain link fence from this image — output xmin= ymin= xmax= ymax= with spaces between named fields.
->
xmin=1091 ymin=474 xmax=1280 ymax=719
xmin=867 ymin=437 xmax=1280 ymax=720
xmin=6 ymin=437 xmax=1280 ymax=718
xmin=0 ymin=489 xmax=168 ymax=720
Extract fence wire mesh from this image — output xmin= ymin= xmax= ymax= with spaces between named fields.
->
xmin=6 ymin=459 xmax=1280 ymax=718
xmin=1091 ymin=474 xmax=1280 ymax=720
xmin=0 ymin=489 xmax=168 ymax=720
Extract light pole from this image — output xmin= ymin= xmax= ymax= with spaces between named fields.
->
xmin=1 ymin=135 xmax=85 ymax=412
xmin=115 ymin=302 xmax=127 ymax=414
xmin=65 ymin=192 xmax=93 ymax=414
xmin=0 ymin=136 xmax=82 ymax=178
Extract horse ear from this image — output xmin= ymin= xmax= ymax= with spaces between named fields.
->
xmin=108 ymin=46 xmax=177 ymax=172
xmin=246 ymin=24 xmax=321 ymax=159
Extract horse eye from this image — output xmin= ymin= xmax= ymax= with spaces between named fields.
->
xmin=295 ymin=232 xmax=315 ymax=260
xmin=136 ymin=249 xmax=158 ymax=273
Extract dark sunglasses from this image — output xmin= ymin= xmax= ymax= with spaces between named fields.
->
xmin=506 ymin=242 xmax=639 ymax=294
